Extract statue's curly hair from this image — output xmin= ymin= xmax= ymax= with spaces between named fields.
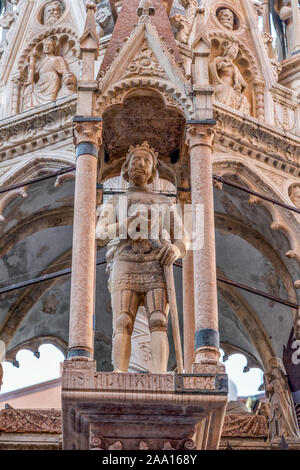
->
xmin=122 ymin=142 xmax=158 ymax=184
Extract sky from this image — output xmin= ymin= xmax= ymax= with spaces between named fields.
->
xmin=0 ymin=344 xmax=264 ymax=397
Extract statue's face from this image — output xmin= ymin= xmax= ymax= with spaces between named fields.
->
xmin=44 ymin=1 xmax=62 ymax=25
xmin=291 ymin=186 xmax=300 ymax=208
xmin=44 ymin=39 xmax=55 ymax=54
xmin=254 ymin=2 xmax=264 ymax=16
xmin=217 ymin=8 xmax=234 ymax=30
xmin=128 ymin=150 xmax=154 ymax=186
xmin=63 ymin=72 xmax=76 ymax=86
xmin=225 ymin=42 xmax=239 ymax=59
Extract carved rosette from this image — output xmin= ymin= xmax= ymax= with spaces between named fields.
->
xmin=73 ymin=121 xmax=103 ymax=149
xmin=185 ymin=123 xmax=216 ymax=151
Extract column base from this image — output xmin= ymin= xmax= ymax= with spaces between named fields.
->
xmin=62 ymin=361 xmax=228 ymax=450
xmin=193 ymin=346 xmax=225 ymax=374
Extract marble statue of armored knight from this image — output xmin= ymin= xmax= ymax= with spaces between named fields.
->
xmin=209 ymin=41 xmax=251 ymax=114
xmin=96 ymin=142 xmax=189 ymax=374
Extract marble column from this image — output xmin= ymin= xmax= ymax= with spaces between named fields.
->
xmin=185 ymin=121 xmax=224 ymax=374
xmin=67 ymin=117 xmax=103 ymax=360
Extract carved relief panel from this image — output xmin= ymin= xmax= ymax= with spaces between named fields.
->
xmin=207 ymin=1 xmax=265 ymax=118
xmin=7 ymin=0 xmax=80 ymax=114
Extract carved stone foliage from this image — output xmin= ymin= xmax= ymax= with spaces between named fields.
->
xmin=0 ymin=409 xmax=62 ymax=434
xmin=0 ymin=97 xmax=76 ymax=162
xmin=89 ymin=431 xmax=196 ymax=451
xmin=73 ymin=121 xmax=103 ymax=148
xmin=222 ymin=413 xmax=268 ymax=438
xmin=214 ymin=105 xmax=300 ymax=171
xmin=19 ymin=32 xmax=78 ymax=112
xmin=124 ymin=43 xmax=165 ymax=79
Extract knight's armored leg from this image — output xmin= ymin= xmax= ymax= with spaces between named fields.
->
xmin=145 ymin=288 xmax=169 ymax=373
xmin=111 ymin=290 xmax=140 ymax=372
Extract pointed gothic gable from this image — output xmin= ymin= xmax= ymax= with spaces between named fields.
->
xmin=99 ymin=0 xmax=181 ymax=77
xmin=97 ymin=21 xmax=191 ymax=111
xmin=124 ymin=40 xmax=166 ymax=79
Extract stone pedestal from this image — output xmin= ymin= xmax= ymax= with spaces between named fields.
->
xmin=62 ymin=361 xmax=227 ymax=450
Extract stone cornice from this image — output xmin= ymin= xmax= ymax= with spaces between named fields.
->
xmin=0 ymin=96 xmax=77 ymax=163
xmin=0 ymin=97 xmax=299 ymax=177
xmin=214 ymin=104 xmax=300 ymax=176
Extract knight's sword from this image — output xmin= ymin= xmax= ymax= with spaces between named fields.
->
xmin=164 ymin=263 xmax=184 ymax=374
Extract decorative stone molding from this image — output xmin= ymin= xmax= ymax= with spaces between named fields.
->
xmin=0 ymin=96 xmax=76 ymax=162
xmin=222 ymin=413 xmax=268 ymax=438
xmin=0 ymin=409 xmax=62 ymax=434
xmin=96 ymin=81 xmax=190 ymax=117
xmin=185 ymin=122 xmax=216 ymax=150
xmin=5 ymin=336 xmax=67 ymax=368
xmin=214 ymin=105 xmax=300 ymax=174
xmin=0 ymin=409 xmax=270 ymax=440
xmin=54 ymin=172 xmax=75 ymax=187
xmin=0 ymin=187 xmax=27 ymax=224
xmin=73 ymin=121 xmax=103 ymax=149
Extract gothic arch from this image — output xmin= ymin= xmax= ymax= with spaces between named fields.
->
xmin=96 ymin=79 xmax=193 ymax=119
xmin=212 ymin=155 xmax=300 ymax=270
xmin=217 ymin=267 xmax=276 ymax=370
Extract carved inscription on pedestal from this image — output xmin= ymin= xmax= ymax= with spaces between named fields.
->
xmin=63 ymin=370 xmax=228 ymax=395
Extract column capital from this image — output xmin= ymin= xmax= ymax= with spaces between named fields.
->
xmin=73 ymin=119 xmax=103 ymax=149
xmin=185 ymin=121 xmax=216 ymax=151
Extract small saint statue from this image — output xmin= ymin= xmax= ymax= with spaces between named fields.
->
xmin=96 ymin=143 xmax=189 ymax=374
xmin=209 ymin=41 xmax=250 ymax=114
xmin=23 ymin=37 xmax=76 ymax=110
xmin=265 ymin=357 xmax=300 ymax=441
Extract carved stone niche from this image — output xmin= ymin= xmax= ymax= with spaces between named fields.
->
xmin=209 ymin=37 xmax=254 ymax=116
xmin=17 ymin=31 xmax=79 ymax=113
xmin=215 ymin=6 xmax=240 ymax=31
xmin=37 ymin=0 xmax=66 ymax=27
